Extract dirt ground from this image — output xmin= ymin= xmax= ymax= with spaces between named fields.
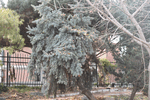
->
xmin=0 ymin=87 xmax=145 ymax=100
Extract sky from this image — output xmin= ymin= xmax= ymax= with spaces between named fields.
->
xmin=3 ymin=0 xmax=8 ymax=6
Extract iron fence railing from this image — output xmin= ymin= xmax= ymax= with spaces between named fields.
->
xmin=0 ymin=52 xmax=44 ymax=87
xmin=0 ymin=51 xmax=119 ymax=87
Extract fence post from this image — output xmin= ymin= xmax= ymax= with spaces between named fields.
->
xmin=0 ymin=66 xmax=1 ymax=83
xmin=96 ymin=64 xmax=98 ymax=87
xmin=6 ymin=52 xmax=9 ymax=86
xmin=0 ymin=51 xmax=2 ymax=83
xmin=6 ymin=52 xmax=11 ymax=86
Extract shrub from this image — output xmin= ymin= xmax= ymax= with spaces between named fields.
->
xmin=9 ymin=85 xmax=41 ymax=93
xmin=0 ymin=84 xmax=8 ymax=93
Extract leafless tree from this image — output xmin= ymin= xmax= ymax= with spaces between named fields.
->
xmin=82 ymin=0 xmax=150 ymax=99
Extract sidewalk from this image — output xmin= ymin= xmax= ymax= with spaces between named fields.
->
xmin=38 ymin=88 xmax=143 ymax=100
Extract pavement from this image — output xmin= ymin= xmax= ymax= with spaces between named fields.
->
xmin=49 ymin=87 xmax=142 ymax=98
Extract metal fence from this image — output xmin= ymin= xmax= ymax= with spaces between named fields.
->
xmin=0 ymin=51 xmax=118 ymax=87
xmin=0 ymin=52 xmax=43 ymax=87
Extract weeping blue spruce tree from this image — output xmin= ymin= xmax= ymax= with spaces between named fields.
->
xmin=27 ymin=0 xmax=97 ymax=99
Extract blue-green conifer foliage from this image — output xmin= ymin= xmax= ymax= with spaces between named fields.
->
xmin=27 ymin=0 xmax=97 ymax=94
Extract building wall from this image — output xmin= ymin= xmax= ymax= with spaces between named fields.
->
xmin=0 ymin=47 xmax=33 ymax=83
xmin=106 ymin=52 xmax=115 ymax=63
xmin=2 ymin=47 xmax=32 ymax=66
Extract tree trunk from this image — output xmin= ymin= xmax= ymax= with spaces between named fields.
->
xmin=53 ymin=79 xmax=57 ymax=98
xmin=147 ymin=51 xmax=150 ymax=100
xmin=77 ymin=78 xmax=97 ymax=100
xmin=148 ymin=65 xmax=150 ymax=99
xmin=129 ymin=84 xmax=137 ymax=100
xmin=48 ymin=75 xmax=55 ymax=96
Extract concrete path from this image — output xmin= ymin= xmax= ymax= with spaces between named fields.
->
xmin=49 ymin=88 xmax=139 ymax=98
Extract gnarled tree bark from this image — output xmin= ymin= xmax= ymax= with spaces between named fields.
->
xmin=129 ymin=83 xmax=138 ymax=100
xmin=77 ymin=77 xmax=97 ymax=100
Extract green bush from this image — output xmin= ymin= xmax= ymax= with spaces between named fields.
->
xmin=11 ymin=85 xmax=28 ymax=89
xmin=0 ymin=84 xmax=8 ymax=93
xmin=11 ymin=85 xmax=41 ymax=89
xmin=9 ymin=85 xmax=41 ymax=93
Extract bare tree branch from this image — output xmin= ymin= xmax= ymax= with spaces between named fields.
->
xmin=86 ymin=0 xmax=150 ymax=48
xmin=85 ymin=0 xmax=150 ymax=99
xmin=132 ymin=0 xmax=149 ymax=17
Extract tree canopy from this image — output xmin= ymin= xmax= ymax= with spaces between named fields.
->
xmin=27 ymin=0 xmax=98 ymax=99
xmin=0 ymin=8 xmax=24 ymax=53
xmin=6 ymin=0 xmax=75 ymax=47
xmin=7 ymin=0 xmax=39 ymax=47
xmin=107 ymin=33 xmax=149 ymax=99
xmin=84 ymin=0 xmax=150 ymax=98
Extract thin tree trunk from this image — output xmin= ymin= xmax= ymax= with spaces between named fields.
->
xmin=147 ymin=52 xmax=150 ymax=100
xmin=53 ymin=80 xmax=57 ymax=98
xmin=148 ymin=65 xmax=150 ymax=99
xmin=129 ymin=84 xmax=137 ymax=100
xmin=48 ymin=75 xmax=54 ymax=96
xmin=77 ymin=78 xmax=97 ymax=100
